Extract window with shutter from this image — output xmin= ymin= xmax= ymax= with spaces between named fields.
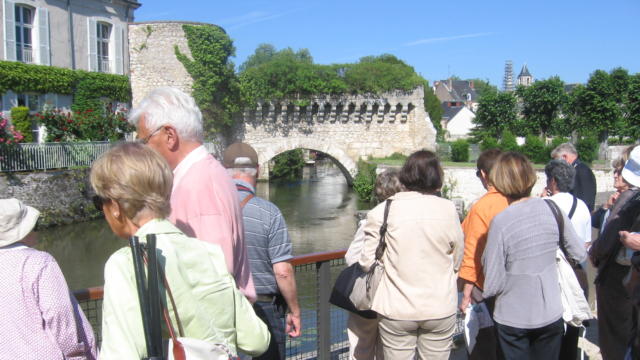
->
xmin=37 ymin=7 xmax=49 ymax=65
xmin=14 ymin=4 xmax=34 ymax=63
xmin=96 ymin=22 xmax=111 ymax=73
xmin=87 ymin=18 xmax=97 ymax=71
xmin=3 ymin=0 xmax=16 ymax=61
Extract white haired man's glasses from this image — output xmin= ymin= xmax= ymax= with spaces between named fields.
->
xmin=136 ymin=126 xmax=163 ymax=145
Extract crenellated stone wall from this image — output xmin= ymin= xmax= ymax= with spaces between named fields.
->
xmin=240 ymin=87 xmax=437 ymax=182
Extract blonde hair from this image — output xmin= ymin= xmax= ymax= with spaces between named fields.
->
xmin=90 ymin=143 xmax=173 ymax=221
xmin=612 ymin=144 xmax=638 ymax=172
xmin=490 ymin=152 xmax=537 ymax=200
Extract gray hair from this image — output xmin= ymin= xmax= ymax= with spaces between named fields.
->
xmin=545 ymin=159 xmax=576 ymax=193
xmin=227 ymin=167 xmax=258 ymax=178
xmin=375 ymin=169 xmax=404 ymax=202
xmin=129 ymin=87 xmax=204 ymax=143
xmin=551 ymin=142 xmax=578 ymax=159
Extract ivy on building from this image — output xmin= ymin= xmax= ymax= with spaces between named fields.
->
xmin=0 ymin=60 xmax=131 ymax=108
xmin=175 ymin=24 xmax=241 ymax=134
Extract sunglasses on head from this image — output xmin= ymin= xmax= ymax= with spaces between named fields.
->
xmin=92 ymin=195 xmax=107 ymax=212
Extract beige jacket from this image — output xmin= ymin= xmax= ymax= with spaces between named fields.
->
xmin=359 ymin=191 xmax=464 ymax=320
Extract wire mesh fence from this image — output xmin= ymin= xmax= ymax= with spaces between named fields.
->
xmin=74 ymin=251 xmax=464 ymax=359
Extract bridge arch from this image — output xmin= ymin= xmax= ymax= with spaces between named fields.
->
xmin=249 ymin=138 xmax=356 ymax=185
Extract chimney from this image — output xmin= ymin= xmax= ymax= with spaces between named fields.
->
xmin=469 ymin=80 xmax=474 ymax=89
xmin=448 ymin=78 xmax=452 ymax=89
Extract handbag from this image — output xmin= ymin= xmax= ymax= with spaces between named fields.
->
xmin=329 ymin=199 xmax=392 ymax=315
xmin=544 ymin=199 xmax=592 ymax=327
xmin=132 ymin=234 xmax=237 ymax=360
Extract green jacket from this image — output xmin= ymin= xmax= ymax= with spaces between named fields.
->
xmin=99 ymin=219 xmax=270 ymax=359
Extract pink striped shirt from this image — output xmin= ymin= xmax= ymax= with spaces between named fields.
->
xmin=0 ymin=244 xmax=96 ymax=360
xmin=169 ymin=146 xmax=256 ymax=302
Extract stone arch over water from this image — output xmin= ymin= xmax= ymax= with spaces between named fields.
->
xmin=252 ymin=138 xmax=356 ymax=185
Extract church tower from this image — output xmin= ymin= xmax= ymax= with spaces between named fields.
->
xmin=503 ymin=60 xmax=515 ymax=92
xmin=517 ymin=64 xmax=533 ymax=87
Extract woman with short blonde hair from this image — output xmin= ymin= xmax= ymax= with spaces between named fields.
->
xmin=92 ymin=143 xmax=270 ymax=359
xmin=483 ymin=152 xmax=586 ymax=359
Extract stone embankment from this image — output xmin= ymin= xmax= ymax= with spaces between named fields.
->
xmin=0 ymin=169 xmax=98 ymax=228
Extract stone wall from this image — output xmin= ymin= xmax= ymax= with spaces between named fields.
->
xmin=128 ymin=21 xmax=199 ymax=107
xmin=240 ymin=87 xmax=437 ymax=181
xmin=0 ymin=169 xmax=99 ymax=227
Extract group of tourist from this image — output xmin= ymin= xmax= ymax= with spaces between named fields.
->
xmin=3 ymin=85 xmax=640 ymax=360
xmin=0 ymin=88 xmax=301 ymax=359
xmin=345 ymin=143 xmax=640 ymax=360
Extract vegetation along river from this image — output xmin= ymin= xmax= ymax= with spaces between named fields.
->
xmin=37 ymin=160 xmax=369 ymax=290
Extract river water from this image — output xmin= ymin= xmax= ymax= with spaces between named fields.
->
xmin=37 ymin=161 xmax=367 ymax=290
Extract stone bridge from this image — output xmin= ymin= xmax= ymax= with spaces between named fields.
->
xmin=129 ymin=21 xmax=437 ymax=183
xmin=237 ymin=88 xmax=437 ymax=183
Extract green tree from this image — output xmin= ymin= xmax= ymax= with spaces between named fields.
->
xmin=450 ymin=139 xmax=470 ymax=162
xmin=239 ymin=44 xmax=313 ymax=73
xmin=343 ymin=54 xmax=423 ymax=94
xmin=469 ymin=78 xmax=498 ymax=99
xmin=471 ymin=91 xmax=518 ymax=139
xmin=516 ymin=77 xmax=568 ymax=138
xmin=175 ymin=24 xmax=241 ymax=133
xmin=499 ymin=129 xmax=519 ymax=152
xmin=270 ymin=149 xmax=305 ymax=180
xmin=625 ymin=74 xmax=640 ymax=138
xmin=423 ymin=82 xmax=444 ymax=139
xmin=569 ymin=69 xmax=623 ymax=141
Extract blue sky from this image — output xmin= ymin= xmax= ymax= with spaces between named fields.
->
xmin=135 ymin=0 xmax=640 ymax=88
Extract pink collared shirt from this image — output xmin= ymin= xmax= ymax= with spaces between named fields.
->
xmin=0 ymin=244 xmax=97 ymax=360
xmin=170 ymin=146 xmax=256 ymax=302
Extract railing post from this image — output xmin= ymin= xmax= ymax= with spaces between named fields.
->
xmin=316 ymin=260 xmax=331 ymax=359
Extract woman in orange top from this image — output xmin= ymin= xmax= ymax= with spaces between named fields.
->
xmin=458 ymin=149 xmax=509 ymax=360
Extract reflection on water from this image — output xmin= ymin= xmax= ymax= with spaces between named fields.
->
xmin=38 ymin=160 xmax=367 ymax=290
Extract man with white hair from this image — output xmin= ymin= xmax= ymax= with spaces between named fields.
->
xmin=222 ymin=143 xmax=301 ymax=360
xmin=551 ymin=142 xmax=597 ymax=211
xmin=129 ymin=87 xmax=256 ymax=302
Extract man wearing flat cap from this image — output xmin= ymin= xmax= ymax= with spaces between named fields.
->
xmin=223 ymin=143 xmax=301 ymax=360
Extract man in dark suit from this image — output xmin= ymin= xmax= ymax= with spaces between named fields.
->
xmin=552 ymin=143 xmax=597 ymax=211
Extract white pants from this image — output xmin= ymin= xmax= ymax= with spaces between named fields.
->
xmin=347 ymin=313 xmax=384 ymax=360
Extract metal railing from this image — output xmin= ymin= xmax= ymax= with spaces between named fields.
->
xmin=0 ymin=142 xmax=114 ymax=172
xmin=98 ymin=56 xmax=111 ymax=73
xmin=74 ymin=250 xmax=351 ymax=359
xmin=20 ymin=46 xmax=33 ymax=64
xmin=0 ymin=142 xmax=222 ymax=172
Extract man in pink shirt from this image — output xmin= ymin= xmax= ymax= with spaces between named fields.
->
xmin=128 ymin=87 xmax=256 ymax=302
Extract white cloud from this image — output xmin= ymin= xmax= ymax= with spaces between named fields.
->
xmin=217 ymin=10 xmax=297 ymax=30
xmin=404 ymin=32 xmax=494 ymax=47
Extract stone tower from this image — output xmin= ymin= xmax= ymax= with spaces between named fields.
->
xmin=503 ymin=60 xmax=515 ymax=92
xmin=517 ymin=64 xmax=533 ymax=87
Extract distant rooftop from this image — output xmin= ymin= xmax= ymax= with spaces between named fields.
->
xmin=518 ymin=64 xmax=532 ymax=78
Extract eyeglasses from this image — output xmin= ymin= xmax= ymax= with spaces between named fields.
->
xmin=92 ymin=195 xmax=107 ymax=212
xmin=136 ymin=126 xmax=163 ymax=145
xmin=476 ymin=170 xmax=481 ymax=178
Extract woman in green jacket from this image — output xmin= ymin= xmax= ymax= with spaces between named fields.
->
xmin=90 ymin=142 xmax=270 ymax=359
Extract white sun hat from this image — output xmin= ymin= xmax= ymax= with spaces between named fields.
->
xmin=622 ymin=146 xmax=640 ymax=188
xmin=0 ymin=198 xmax=40 ymax=247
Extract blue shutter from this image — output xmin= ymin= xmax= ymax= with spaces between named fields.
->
xmin=37 ymin=7 xmax=50 ymax=65
xmin=3 ymin=0 xmax=16 ymax=61
xmin=87 ymin=18 xmax=97 ymax=71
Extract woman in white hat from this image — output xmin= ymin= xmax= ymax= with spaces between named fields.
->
xmin=0 ymin=198 xmax=97 ymax=359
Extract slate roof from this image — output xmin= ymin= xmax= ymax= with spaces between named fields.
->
xmin=434 ymin=80 xmax=478 ymax=103
xmin=441 ymin=104 xmax=465 ymax=121
xmin=518 ymin=64 xmax=531 ymax=77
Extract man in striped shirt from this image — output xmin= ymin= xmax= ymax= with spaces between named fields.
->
xmin=223 ymin=143 xmax=301 ymax=360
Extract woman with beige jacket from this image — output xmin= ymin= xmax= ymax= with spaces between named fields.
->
xmin=359 ymin=150 xmax=464 ymax=360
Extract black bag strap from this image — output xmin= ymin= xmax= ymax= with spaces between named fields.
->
xmin=544 ymin=199 xmax=574 ymax=265
xmin=375 ymin=199 xmax=392 ymax=260
xmin=568 ymin=195 xmax=578 ymax=219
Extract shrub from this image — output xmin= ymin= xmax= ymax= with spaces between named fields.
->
xmin=450 ymin=139 xmax=470 ymax=162
xmin=480 ymin=136 xmax=499 ymax=151
xmin=270 ymin=149 xmax=305 ymax=180
xmin=521 ymin=135 xmax=547 ymax=163
xmin=10 ymin=106 xmax=32 ymax=142
xmin=0 ymin=114 xmax=24 ymax=148
xmin=353 ymin=160 xmax=377 ymax=202
xmin=499 ymin=130 xmax=519 ymax=152
xmin=576 ymin=136 xmax=599 ymax=164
